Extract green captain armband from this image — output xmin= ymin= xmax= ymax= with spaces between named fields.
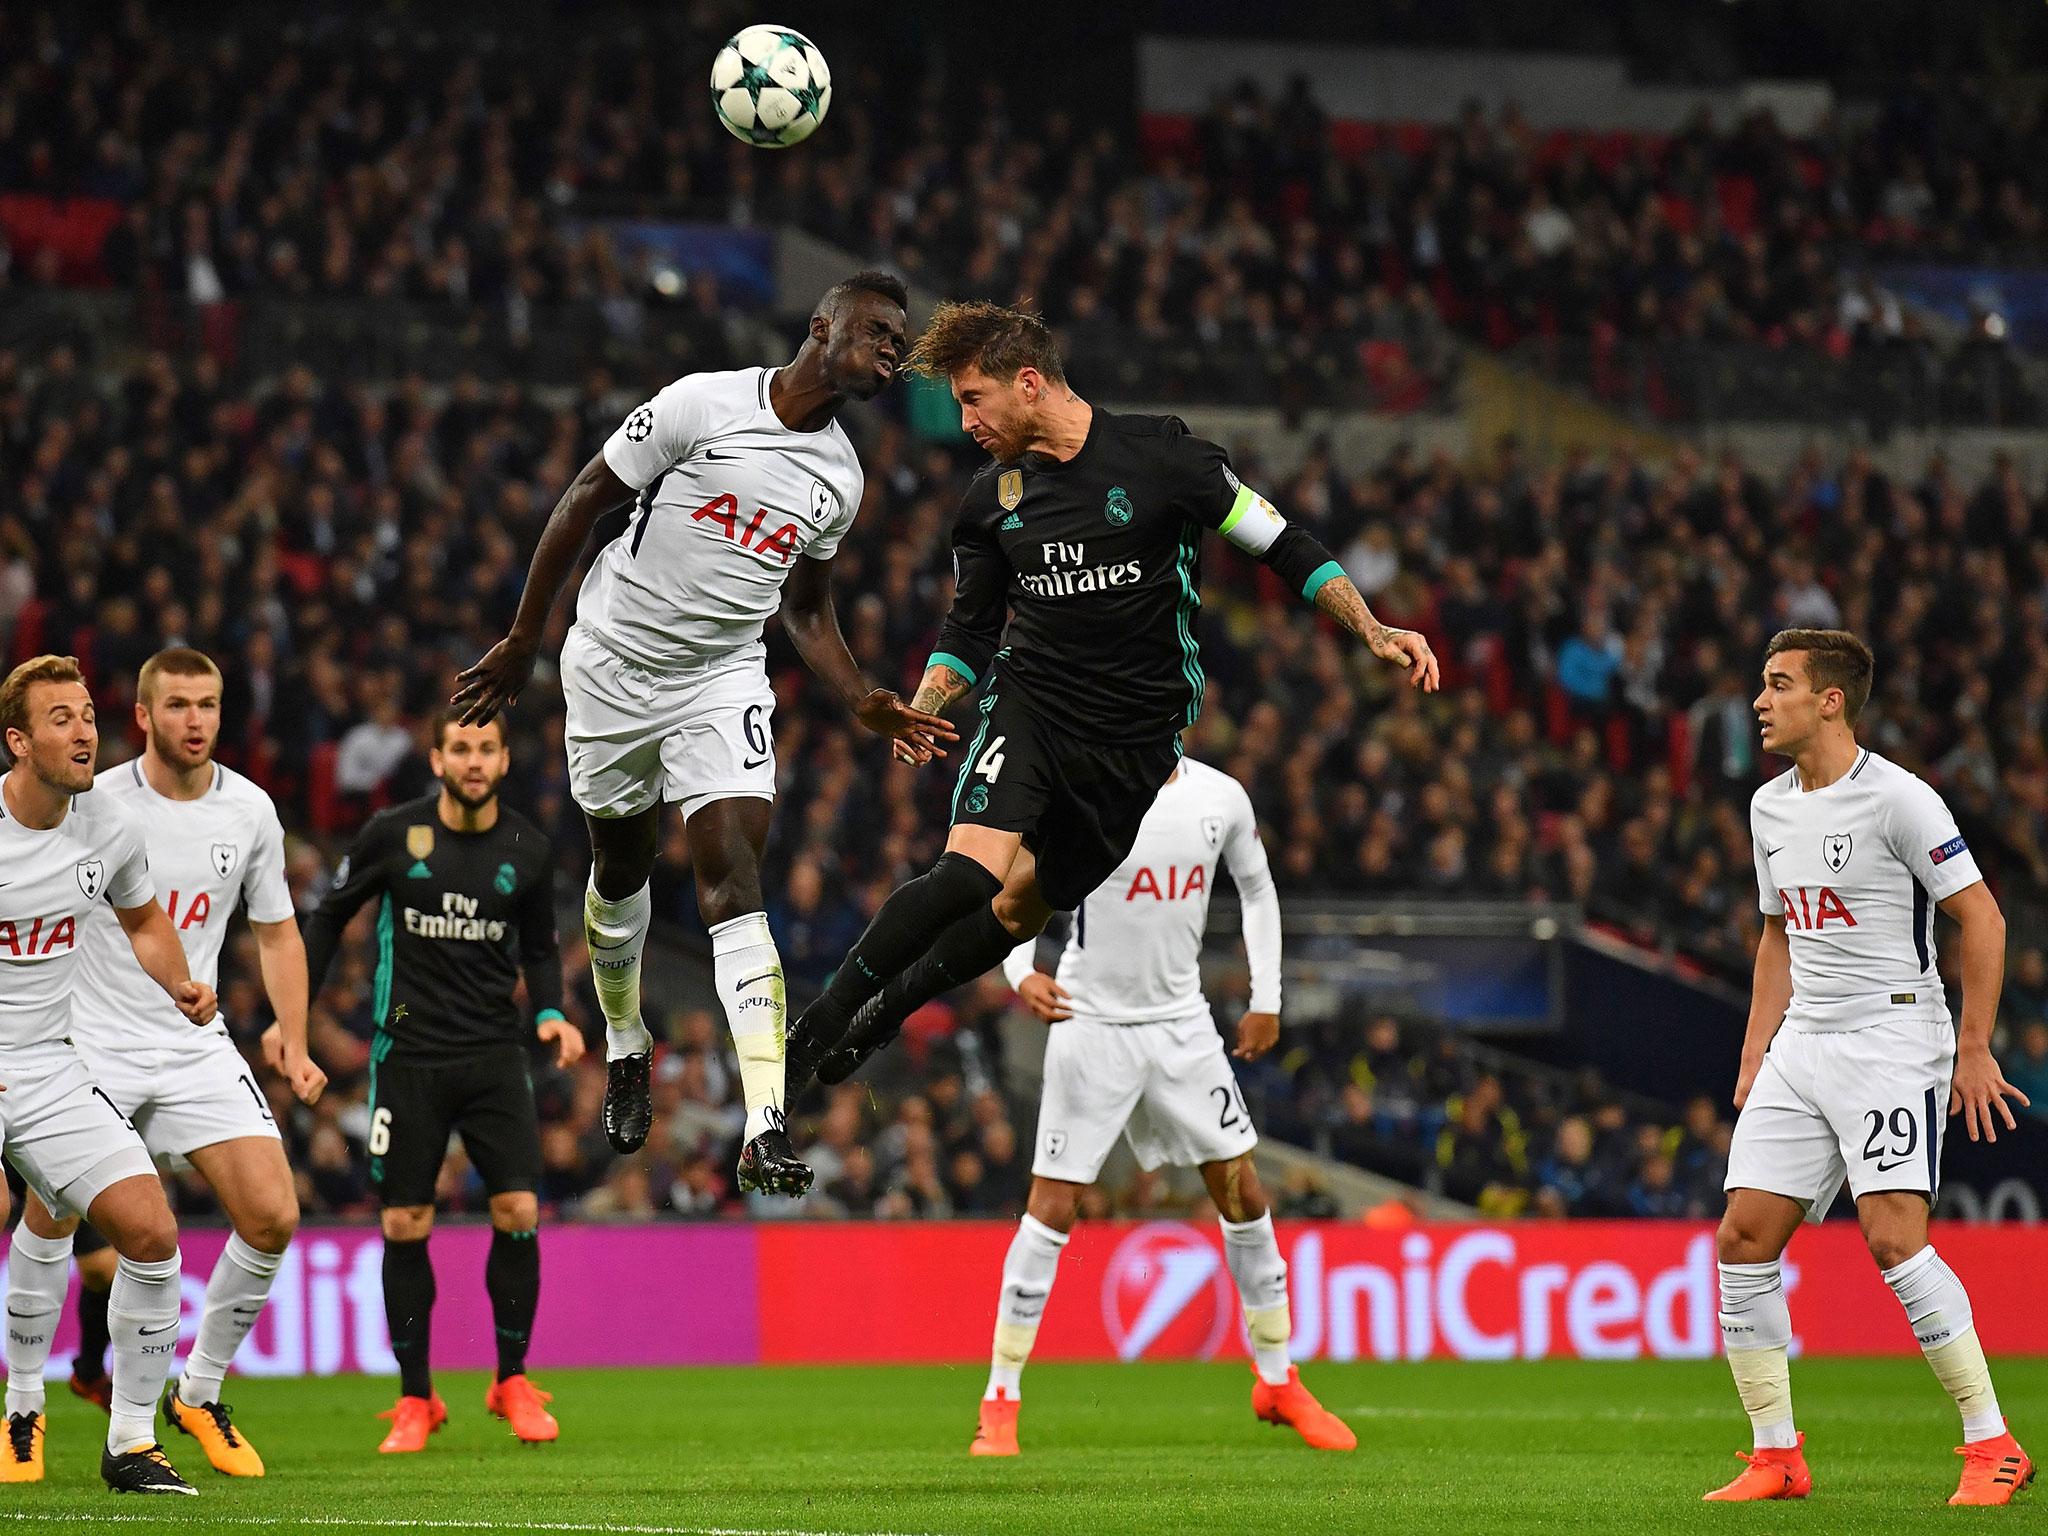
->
xmin=926 ymin=651 xmax=978 ymax=686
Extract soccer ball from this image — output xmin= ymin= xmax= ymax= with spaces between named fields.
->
xmin=711 ymin=25 xmax=831 ymax=149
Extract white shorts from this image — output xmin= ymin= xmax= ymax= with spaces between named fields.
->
xmin=1033 ymin=1012 xmax=1257 ymax=1183
xmin=0 ymin=1047 xmax=158 ymax=1220
xmin=1726 ymin=1014 xmax=1955 ymax=1222
xmin=76 ymin=1027 xmax=281 ymax=1165
xmin=560 ymin=624 xmax=777 ymax=820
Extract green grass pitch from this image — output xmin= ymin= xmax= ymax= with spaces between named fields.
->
xmin=3 ymin=1357 xmax=2040 ymax=1534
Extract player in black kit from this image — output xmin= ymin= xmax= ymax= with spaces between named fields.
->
xmin=296 ymin=711 xmax=580 ymax=1454
xmin=786 ymin=300 xmax=1440 ymax=1087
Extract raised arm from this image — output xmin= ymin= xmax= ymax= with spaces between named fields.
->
xmin=782 ymin=553 xmax=956 ymax=765
xmin=452 ymin=450 xmax=637 ymax=725
xmin=1178 ymin=430 xmax=1438 ymax=690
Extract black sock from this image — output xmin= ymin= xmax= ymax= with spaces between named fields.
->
xmin=818 ymin=853 xmax=1003 ymax=1025
xmin=877 ymin=906 xmax=1020 ymax=1026
xmin=485 ymin=1228 xmax=541 ymax=1382
xmin=75 ymin=1281 xmax=111 ymax=1382
xmin=382 ymin=1237 xmax=436 ymax=1400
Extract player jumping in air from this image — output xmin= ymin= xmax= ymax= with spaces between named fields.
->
xmin=960 ymin=758 xmax=1353 ymax=1456
xmin=0 ymin=656 xmax=218 ymax=1495
xmin=453 ymin=272 xmax=954 ymax=1198
xmin=6 ymin=649 xmax=325 ymax=1480
xmin=298 ymin=713 xmax=578 ymax=1454
xmin=1708 ymin=629 xmax=2032 ymax=1507
xmin=786 ymin=299 xmax=1437 ymax=1091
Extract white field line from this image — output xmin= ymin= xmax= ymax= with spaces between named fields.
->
xmin=0 ymin=1516 xmax=934 ymax=1536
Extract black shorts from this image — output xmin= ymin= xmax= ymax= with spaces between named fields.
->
xmin=950 ymin=682 xmax=1179 ymax=910
xmin=368 ymin=1046 xmax=541 ymax=1208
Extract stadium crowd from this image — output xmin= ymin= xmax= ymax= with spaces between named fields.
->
xmin=5 ymin=5 xmax=2048 ymax=1217
xmin=4 ymin=6 xmax=2045 ymax=412
xmin=6 ymin=338 xmax=2048 ymax=1218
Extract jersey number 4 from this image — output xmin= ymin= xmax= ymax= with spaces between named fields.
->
xmin=973 ymin=735 xmax=1007 ymax=782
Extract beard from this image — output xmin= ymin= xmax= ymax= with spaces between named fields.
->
xmin=442 ymin=771 xmax=501 ymax=810
xmin=148 ymin=723 xmax=213 ymax=770
xmin=33 ymin=751 xmax=93 ymax=795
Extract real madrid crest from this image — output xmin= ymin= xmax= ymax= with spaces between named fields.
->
xmin=406 ymin=824 xmax=435 ymax=862
xmin=997 ymin=469 xmax=1023 ymax=511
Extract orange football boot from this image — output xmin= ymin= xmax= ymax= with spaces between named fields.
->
xmin=68 ymin=1370 xmax=112 ymax=1414
xmin=485 ymin=1375 xmax=559 ymax=1443
xmin=1951 ymin=1426 xmax=2034 ymax=1506
xmin=0 ymin=1412 xmax=44 ymax=1483
xmin=163 ymin=1385 xmax=265 ymax=1476
xmin=376 ymin=1393 xmax=448 ymax=1454
xmin=970 ymin=1389 xmax=1020 ymax=1457
xmin=1703 ymin=1434 xmax=1811 ymax=1501
xmin=1251 ymin=1366 xmax=1357 ymax=1451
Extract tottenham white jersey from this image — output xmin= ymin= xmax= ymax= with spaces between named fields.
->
xmin=1751 ymin=748 xmax=1982 ymax=1033
xmin=73 ymin=759 xmax=293 ymax=1049
xmin=577 ymin=367 xmax=866 ymax=669
xmin=1005 ymin=759 xmax=1281 ymax=1024
xmin=0 ymin=780 xmax=153 ymax=1055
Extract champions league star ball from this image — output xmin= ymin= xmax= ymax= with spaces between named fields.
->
xmin=711 ymin=25 xmax=831 ymax=148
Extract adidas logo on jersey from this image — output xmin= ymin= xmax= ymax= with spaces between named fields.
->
xmin=1001 ymin=512 xmax=1023 ymax=531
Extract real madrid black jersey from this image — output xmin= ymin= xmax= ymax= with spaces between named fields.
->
xmin=928 ymin=410 xmax=1341 ymax=746
xmin=303 ymin=795 xmax=563 ymax=1061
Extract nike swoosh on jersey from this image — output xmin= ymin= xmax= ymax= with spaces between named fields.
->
xmin=1766 ymin=847 xmax=1783 ymax=856
xmin=742 ymin=754 xmax=771 ymax=770
xmin=699 ymin=449 xmax=743 ymax=461
xmin=1874 ymin=1158 xmax=1914 ymax=1172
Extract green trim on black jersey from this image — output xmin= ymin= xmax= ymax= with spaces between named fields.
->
xmin=372 ymin=893 xmax=395 ymax=1031
xmin=1301 ymin=559 xmax=1344 ymax=602
xmin=1173 ymin=523 xmax=1204 ymax=726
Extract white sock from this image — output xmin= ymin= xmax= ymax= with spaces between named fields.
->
xmin=4 ymin=1228 xmax=72 ymax=1418
xmin=1718 ymin=1260 xmax=1797 ymax=1449
xmin=586 ymin=877 xmax=652 ymax=1059
xmin=987 ymin=1215 xmax=1067 ymax=1400
xmin=179 ymin=1234 xmax=283 ymax=1407
xmin=1220 ymin=1211 xmax=1292 ymax=1387
xmin=1882 ymin=1245 xmax=2004 ymax=1442
xmin=108 ymin=1250 xmax=182 ymax=1453
xmin=712 ymin=912 xmax=787 ymax=1144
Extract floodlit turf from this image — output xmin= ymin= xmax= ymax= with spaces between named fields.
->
xmin=1 ymin=1357 xmax=2039 ymax=1534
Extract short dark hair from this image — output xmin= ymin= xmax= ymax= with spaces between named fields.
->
xmin=0 ymin=654 xmax=85 ymax=743
xmin=429 ymin=706 xmax=507 ymax=748
xmin=817 ymin=269 xmax=908 ymax=321
xmin=905 ymin=298 xmax=1066 ymax=385
xmin=1764 ymin=628 xmax=1875 ymax=722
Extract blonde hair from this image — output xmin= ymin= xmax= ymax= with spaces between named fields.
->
xmin=137 ymin=646 xmax=223 ymax=706
xmin=0 ymin=654 xmax=87 ymax=747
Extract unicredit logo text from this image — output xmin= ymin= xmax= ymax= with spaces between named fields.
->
xmin=1099 ymin=1225 xmax=1801 ymax=1362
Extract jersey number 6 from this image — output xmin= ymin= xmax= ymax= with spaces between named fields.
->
xmin=369 ymin=1106 xmax=392 ymax=1156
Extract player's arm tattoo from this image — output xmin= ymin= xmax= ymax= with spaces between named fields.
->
xmin=909 ymin=664 xmax=973 ymax=717
xmin=1312 ymin=572 xmax=1398 ymax=648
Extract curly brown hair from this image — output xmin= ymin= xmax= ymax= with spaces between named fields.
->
xmin=904 ymin=299 xmax=1066 ymax=384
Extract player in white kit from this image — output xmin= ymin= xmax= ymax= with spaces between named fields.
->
xmin=1708 ymin=629 xmax=2032 ymax=1508
xmin=454 ymin=272 xmax=954 ymax=1197
xmin=0 ymin=655 xmax=220 ymax=1495
xmin=6 ymin=649 xmax=325 ymax=1481
xmin=938 ymin=759 xmax=1352 ymax=1457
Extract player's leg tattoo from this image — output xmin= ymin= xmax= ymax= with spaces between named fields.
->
xmin=585 ymin=808 xmax=659 ymax=1062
